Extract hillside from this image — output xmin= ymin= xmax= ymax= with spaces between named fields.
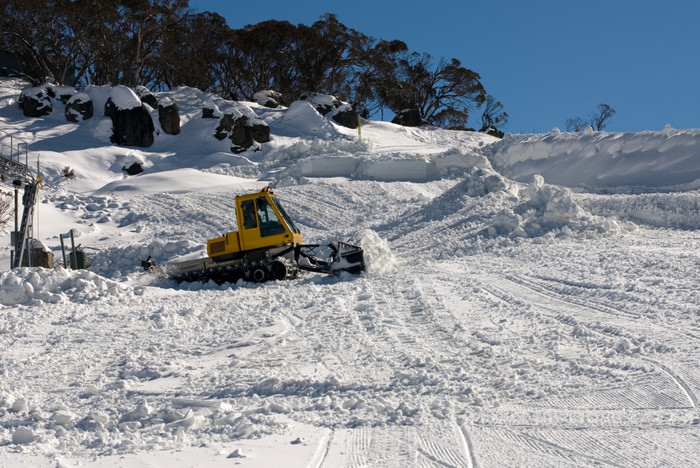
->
xmin=1 ymin=78 xmax=699 ymax=467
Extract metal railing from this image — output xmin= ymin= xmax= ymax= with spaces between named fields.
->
xmin=0 ymin=129 xmax=33 ymax=182
xmin=1 ymin=129 xmax=38 ymax=269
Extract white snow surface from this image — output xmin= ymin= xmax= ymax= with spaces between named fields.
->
xmin=1 ymin=77 xmax=699 ymax=467
xmin=108 ymin=85 xmax=143 ymax=111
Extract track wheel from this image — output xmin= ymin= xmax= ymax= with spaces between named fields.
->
xmin=269 ymin=260 xmax=288 ymax=281
xmin=250 ymin=266 xmax=269 ymax=283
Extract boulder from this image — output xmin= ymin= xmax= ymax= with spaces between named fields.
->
xmin=249 ymin=121 xmax=271 ymax=143
xmin=135 ymin=85 xmax=158 ymax=108
xmin=19 ymin=87 xmax=52 ymax=117
xmin=214 ymin=113 xmax=235 ymax=140
xmin=304 ymin=93 xmax=358 ymax=129
xmin=202 ymin=100 xmax=220 ymax=119
xmin=392 ymin=108 xmax=423 ymax=127
xmin=479 ymin=125 xmax=505 ymax=138
xmin=253 ymin=90 xmax=283 ymax=108
xmin=65 ymin=93 xmax=94 ymax=122
xmin=304 ymin=93 xmax=340 ymax=116
xmin=214 ymin=103 xmax=270 ymax=153
xmin=123 ymin=162 xmax=144 ymax=175
xmin=47 ymin=85 xmax=76 ymax=104
xmin=104 ymin=86 xmax=154 ymax=147
xmin=228 ymin=116 xmax=255 ymax=152
xmin=331 ymin=104 xmax=358 ymax=129
xmin=158 ymin=98 xmax=180 ymax=135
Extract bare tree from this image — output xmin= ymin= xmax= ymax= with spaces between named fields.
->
xmin=567 ymin=103 xmax=616 ymax=132
xmin=565 ymin=116 xmax=587 ymax=132
xmin=480 ymin=95 xmax=508 ymax=132
xmin=588 ymin=103 xmax=616 ymax=131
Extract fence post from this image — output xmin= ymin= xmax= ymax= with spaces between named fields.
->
xmin=60 ymin=234 xmax=67 ymax=268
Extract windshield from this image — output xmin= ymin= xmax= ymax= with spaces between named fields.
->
xmin=256 ymin=197 xmax=285 ymax=237
xmin=271 ymin=198 xmax=301 ymax=234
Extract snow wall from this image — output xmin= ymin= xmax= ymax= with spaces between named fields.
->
xmin=489 ymin=127 xmax=700 ymax=190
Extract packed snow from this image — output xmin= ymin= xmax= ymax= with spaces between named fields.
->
xmin=0 ymin=77 xmax=699 ymax=467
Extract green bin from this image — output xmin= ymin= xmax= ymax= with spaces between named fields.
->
xmin=70 ymin=250 xmax=86 ymax=269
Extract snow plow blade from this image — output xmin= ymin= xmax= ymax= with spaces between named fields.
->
xmin=297 ymin=242 xmax=365 ymax=275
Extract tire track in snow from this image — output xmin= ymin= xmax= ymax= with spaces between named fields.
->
xmin=477 ymin=272 xmax=700 ymax=415
xmin=495 ymin=273 xmax=700 ymax=411
xmin=507 ymin=273 xmax=700 ymax=344
xmin=456 ymin=423 xmax=477 ymax=468
xmin=486 ymin=273 xmax=695 ymax=359
xmin=509 ymin=430 xmax=628 ymax=468
xmin=506 ymin=273 xmax=643 ymax=320
xmin=418 ymin=426 xmax=473 ymax=468
xmin=644 ymin=358 xmax=699 ymax=410
xmin=307 ymin=430 xmax=333 ymax=468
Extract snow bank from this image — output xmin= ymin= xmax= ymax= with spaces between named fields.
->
xmin=273 ymin=146 xmax=494 ymax=184
xmin=277 ymin=101 xmax=339 ymax=139
xmin=390 ymin=169 xmax=626 ymax=260
xmin=489 ymin=174 xmax=623 ymax=238
xmin=490 ymin=127 xmax=700 ymax=189
xmin=0 ymin=267 xmax=131 ymax=306
xmin=93 ymin=168 xmax=260 ymax=195
xmin=579 ymin=191 xmax=700 ymax=229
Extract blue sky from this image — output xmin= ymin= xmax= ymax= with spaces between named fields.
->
xmin=189 ymin=0 xmax=699 ymax=133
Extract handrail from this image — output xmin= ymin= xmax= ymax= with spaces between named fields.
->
xmin=0 ymin=129 xmax=33 ymax=183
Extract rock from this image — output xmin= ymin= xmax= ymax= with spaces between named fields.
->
xmin=105 ymin=86 xmax=155 ymax=147
xmin=249 ymin=120 xmax=271 ymax=143
xmin=479 ymin=125 xmax=504 ymax=138
xmin=158 ymin=98 xmax=180 ymax=135
xmin=135 ymin=85 xmax=158 ymax=108
xmin=214 ymin=103 xmax=270 ymax=153
xmin=304 ymin=93 xmax=341 ymax=116
xmin=202 ymin=100 xmax=220 ymax=118
xmin=65 ymin=93 xmax=94 ymax=122
xmin=47 ymin=85 xmax=76 ymax=104
xmin=123 ymin=162 xmax=144 ymax=175
xmin=253 ymin=90 xmax=283 ymax=108
xmin=303 ymin=93 xmax=358 ymax=129
xmin=228 ymin=116 xmax=255 ymax=152
xmin=392 ymin=108 xmax=423 ymax=127
xmin=331 ymin=104 xmax=358 ymax=129
xmin=19 ymin=86 xmax=52 ymax=117
xmin=214 ymin=113 xmax=235 ymax=140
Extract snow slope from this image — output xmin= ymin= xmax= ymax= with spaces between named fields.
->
xmin=1 ymin=78 xmax=699 ymax=467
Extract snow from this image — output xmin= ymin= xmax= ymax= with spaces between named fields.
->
xmin=1 ymin=76 xmax=700 ymax=467
xmin=108 ymin=85 xmax=143 ymax=111
xmin=489 ymin=127 xmax=700 ymax=189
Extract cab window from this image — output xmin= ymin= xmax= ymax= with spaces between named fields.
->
xmin=256 ymin=197 xmax=285 ymax=237
xmin=241 ymin=200 xmax=257 ymax=229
